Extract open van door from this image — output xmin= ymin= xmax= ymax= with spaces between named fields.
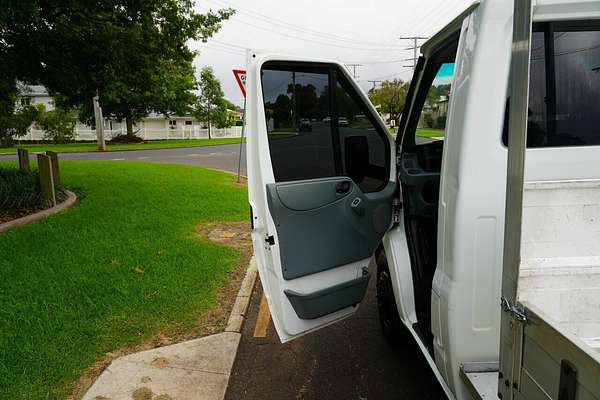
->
xmin=245 ymin=53 xmax=397 ymax=342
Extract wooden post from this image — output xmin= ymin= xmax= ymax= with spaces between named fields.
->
xmin=17 ymin=149 xmax=30 ymax=171
xmin=45 ymin=151 xmax=60 ymax=187
xmin=37 ymin=154 xmax=56 ymax=207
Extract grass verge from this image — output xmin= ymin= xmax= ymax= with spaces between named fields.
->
xmin=388 ymin=127 xmax=445 ymax=138
xmin=416 ymin=128 xmax=445 ymax=138
xmin=0 ymin=138 xmax=241 ymax=155
xmin=0 ymin=160 xmax=248 ymax=399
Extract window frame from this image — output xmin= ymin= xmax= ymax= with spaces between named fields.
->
xmin=260 ymin=60 xmax=391 ymax=193
xmin=398 ymin=32 xmax=460 ymax=150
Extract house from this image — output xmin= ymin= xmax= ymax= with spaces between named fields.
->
xmin=17 ymin=85 xmax=242 ymax=141
xmin=418 ymin=95 xmax=450 ymax=129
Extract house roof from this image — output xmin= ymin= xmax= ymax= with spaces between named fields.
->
xmin=20 ymin=85 xmax=49 ymax=96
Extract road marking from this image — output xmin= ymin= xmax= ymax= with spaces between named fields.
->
xmin=111 ymin=158 xmax=125 ymax=161
xmin=253 ymin=294 xmax=271 ymax=338
xmin=137 ymin=156 xmax=149 ymax=160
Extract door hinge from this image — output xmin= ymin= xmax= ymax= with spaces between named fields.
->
xmin=265 ymin=235 xmax=275 ymax=246
xmin=501 ymin=297 xmax=527 ymax=323
xmin=392 ymin=204 xmax=402 ymax=224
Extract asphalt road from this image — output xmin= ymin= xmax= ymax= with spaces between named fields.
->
xmin=225 ymin=259 xmax=446 ymax=400
xmin=0 ymin=143 xmax=247 ymax=175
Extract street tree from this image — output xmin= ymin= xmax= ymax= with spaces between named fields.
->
xmin=368 ymin=79 xmax=410 ymax=124
xmin=1 ymin=0 xmax=234 ymax=138
xmin=194 ymin=67 xmax=230 ymax=138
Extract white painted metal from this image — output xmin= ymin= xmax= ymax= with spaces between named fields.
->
xmin=460 ymin=362 xmax=499 ymax=400
xmin=245 ymin=52 xmax=396 ymax=342
xmin=519 ymin=181 xmax=600 ymax=354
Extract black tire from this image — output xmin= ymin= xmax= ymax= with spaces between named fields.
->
xmin=376 ymin=248 xmax=409 ymax=347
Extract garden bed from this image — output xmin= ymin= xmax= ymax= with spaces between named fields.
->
xmin=0 ymin=166 xmax=67 ymax=224
xmin=0 ymin=190 xmax=68 ymax=224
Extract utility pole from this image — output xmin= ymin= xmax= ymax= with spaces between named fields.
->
xmin=399 ymin=36 xmax=428 ymax=70
xmin=367 ymin=80 xmax=382 ymax=92
xmin=92 ymin=91 xmax=106 ymax=151
xmin=345 ymin=64 xmax=362 ymax=79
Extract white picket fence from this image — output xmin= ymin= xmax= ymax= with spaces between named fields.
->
xmin=22 ymin=126 xmax=243 ymax=141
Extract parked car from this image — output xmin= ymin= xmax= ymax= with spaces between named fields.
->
xmin=338 ymin=117 xmax=349 ymax=127
xmin=322 ymin=116 xmax=331 ymax=123
xmin=298 ymin=118 xmax=312 ymax=132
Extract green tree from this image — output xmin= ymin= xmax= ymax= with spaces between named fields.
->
xmin=213 ymin=99 xmax=238 ymax=128
xmin=0 ymin=83 xmax=40 ymax=147
xmin=1 ymin=0 xmax=234 ymax=137
xmin=194 ymin=67 xmax=229 ymax=138
xmin=368 ymin=79 xmax=410 ymax=123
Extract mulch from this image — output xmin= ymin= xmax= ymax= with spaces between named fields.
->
xmin=0 ymin=190 xmax=68 ymax=225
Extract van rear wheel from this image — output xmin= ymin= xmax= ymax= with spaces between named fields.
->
xmin=376 ymin=249 xmax=408 ymax=347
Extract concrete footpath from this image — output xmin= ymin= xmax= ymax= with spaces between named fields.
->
xmin=82 ymin=258 xmax=257 ymax=400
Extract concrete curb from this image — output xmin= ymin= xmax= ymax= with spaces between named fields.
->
xmin=0 ymin=141 xmax=245 ymax=156
xmin=82 ymin=255 xmax=258 ymax=400
xmin=225 ymin=256 xmax=257 ymax=333
xmin=0 ymin=190 xmax=78 ymax=234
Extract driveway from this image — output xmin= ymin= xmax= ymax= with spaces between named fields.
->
xmin=0 ymin=143 xmax=247 ymax=175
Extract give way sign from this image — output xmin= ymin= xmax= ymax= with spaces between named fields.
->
xmin=233 ymin=69 xmax=246 ymax=98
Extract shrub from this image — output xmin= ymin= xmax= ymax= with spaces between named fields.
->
xmin=423 ymin=114 xmax=435 ymax=129
xmin=109 ymin=134 xmax=144 ymax=144
xmin=37 ymin=106 xmax=77 ymax=144
xmin=436 ymin=115 xmax=447 ymax=130
xmin=0 ymin=167 xmax=43 ymax=210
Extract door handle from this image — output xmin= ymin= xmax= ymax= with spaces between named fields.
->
xmin=335 ymin=181 xmax=352 ymax=195
xmin=350 ymin=197 xmax=365 ymax=216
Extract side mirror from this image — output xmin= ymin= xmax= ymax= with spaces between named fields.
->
xmin=345 ymin=135 xmax=370 ymax=184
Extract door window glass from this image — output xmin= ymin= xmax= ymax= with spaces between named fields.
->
xmin=262 ymin=66 xmax=335 ymax=182
xmin=506 ymin=24 xmax=600 ymax=147
xmin=261 ymin=63 xmax=390 ymax=192
xmin=335 ymin=75 xmax=388 ymax=192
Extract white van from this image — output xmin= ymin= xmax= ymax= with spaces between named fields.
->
xmin=245 ymin=1 xmax=600 ymax=399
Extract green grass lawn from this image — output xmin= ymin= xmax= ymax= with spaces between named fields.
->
xmin=0 ymin=138 xmax=241 ymax=155
xmin=416 ymin=128 xmax=445 ymax=138
xmin=386 ymin=128 xmax=445 ymax=138
xmin=0 ymin=160 xmax=248 ymax=399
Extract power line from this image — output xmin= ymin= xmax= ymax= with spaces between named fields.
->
xmin=224 ymin=17 xmax=409 ymax=52
xmin=210 ymin=39 xmax=248 ymax=50
xmin=367 ymin=80 xmax=382 ymax=92
xmin=361 ymin=71 xmax=406 ymax=81
xmin=399 ymin=36 xmax=428 ymax=70
xmin=345 ymin=64 xmax=362 ymax=78
xmin=206 ymin=0 xmax=406 ymax=49
xmin=345 ymin=58 xmax=414 ymax=65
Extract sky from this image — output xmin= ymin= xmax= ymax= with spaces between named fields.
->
xmin=191 ymin=0 xmax=473 ymax=107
